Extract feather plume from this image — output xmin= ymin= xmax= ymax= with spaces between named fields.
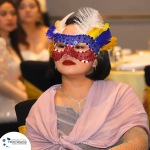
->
xmin=54 ymin=12 xmax=74 ymax=34
xmin=100 ymin=37 xmax=117 ymax=51
xmin=74 ymin=7 xmax=104 ymax=34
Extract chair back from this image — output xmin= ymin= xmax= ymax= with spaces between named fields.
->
xmin=144 ymin=65 xmax=150 ymax=119
xmin=21 ymin=61 xmax=50 ymax=99
xmin=15 ymin=99 xmax=37 ymax=135
xmin=145 ymin=65 xmax=150 ymax=87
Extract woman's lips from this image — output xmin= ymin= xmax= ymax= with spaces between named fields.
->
xmin=62 ymin=60 xmax=76 ymax=65
xmin=26 ymin=15 xmax=32 ymax=18
xmin=6 ymin=23 xmax=14 ymax=26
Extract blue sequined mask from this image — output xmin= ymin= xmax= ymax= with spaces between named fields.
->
xmin=53 ymin=33 xmax=101 ymax=55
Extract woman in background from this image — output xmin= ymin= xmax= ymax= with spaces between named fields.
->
xmin=17 ymin=0 xmax=49 ymax=61
xmin=0 ymin=0 xmax=27 ymax=135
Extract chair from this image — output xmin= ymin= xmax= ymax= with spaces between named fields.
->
xmin=0 ymin=122 xmax=18 ymax=137
xmin=21 ymin=61 xmax=51 ymax=99
xmin=15 ymin=99 xmax=37 ymax=135
xmin=144 ymin=65 xmax=150 ymax=120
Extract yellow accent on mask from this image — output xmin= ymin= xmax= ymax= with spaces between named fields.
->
xmin=86 ymin=28 xmax=103 ymax=39
xmin=86 ymin=23 xmax=110 ymax=39
xmin=100 ymin=37 xmax=117 ymax=51
xmin=102 ymin=23 xmax=110 ymax=31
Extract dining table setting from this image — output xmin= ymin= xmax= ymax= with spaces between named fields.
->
xmin=106 ymin=47 xmax=150 ymax=103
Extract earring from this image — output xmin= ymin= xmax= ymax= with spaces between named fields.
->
xmin=37 ymin=16 xmax=40 ymax=22
xmin=93 ymin=64 xmax=96 ymax=70
xmin=54 ymin=65 xmax=56 ymax=70
xmin=36 ymin=14 xmax=41 ymax=26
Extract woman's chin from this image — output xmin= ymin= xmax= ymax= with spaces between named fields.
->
xmin=21 ymin=19 xmax=36 ymax=24
xmin=4 ymin=27 xmax=16 ymax=32
xmin=61 ymin=72 xmax=87 ymax=78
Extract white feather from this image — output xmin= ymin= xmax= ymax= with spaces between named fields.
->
xmin=74 ymin=7 xmax=104 ymax=34
xmin=54 ymin=12 xmax=74 ymax=34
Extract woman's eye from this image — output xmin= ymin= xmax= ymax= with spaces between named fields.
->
xmin=29 ymin=4 xmax=35 ymax=9
xmin=75 ymin=46 xmax=84 ymax=49
xmin=58 ymin=45 xmax=65 ymax=48
xmin=19 ymin=5 xmax=25 ymax=9
xmin=0 ymin=12 xmax=6 ymax=16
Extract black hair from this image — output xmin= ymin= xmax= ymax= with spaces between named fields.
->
xmin=0 ymin=0 xmax=23 ymax=60
xmin=48 ymin=58 xmax=62 ymax=84
xmin=48 ymin=17 xmax=111 ymax=81
xmin=85 ymin=52 xmax=111 ymax=80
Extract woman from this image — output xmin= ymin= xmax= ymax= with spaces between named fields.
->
xmin=26 ymin=8 xmax=149 ymax=149
xmin=17 ymin=0 xmax=49 ymax=61
xmin=0 ymin=0 xmax=27 ymax=124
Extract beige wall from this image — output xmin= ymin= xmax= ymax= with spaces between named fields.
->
xmin=46 ymin=0 xmax=150 ymax=51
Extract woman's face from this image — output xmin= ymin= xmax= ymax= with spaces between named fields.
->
xmin=18 ymin=0 xmax=39 ymax=23
xmin=55 ymin=25 xmax=97 ymax=77
xmin=0 ymin=2 xmax=17 ymax=33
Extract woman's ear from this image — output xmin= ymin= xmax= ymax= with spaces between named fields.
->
xmin=92 ymin=58 xmax=98 ymax=67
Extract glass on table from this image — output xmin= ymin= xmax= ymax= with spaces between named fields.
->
xmin=112 ymin=46 xmax=122 ymax=62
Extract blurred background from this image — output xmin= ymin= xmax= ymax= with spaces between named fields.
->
xmin=46 ymin=0 xmax=150 ymax=51
xmin=0 ymin=0 xmax=150 ymax=137
xmin=11 ymin=0 xmax=150 ymax=51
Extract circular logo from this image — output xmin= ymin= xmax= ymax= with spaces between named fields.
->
xmin=0 ymin=132 xmax=31 ymax=150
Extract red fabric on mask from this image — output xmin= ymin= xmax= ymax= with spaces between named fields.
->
xmin=52 ymin=45 xmax=96 ymax=63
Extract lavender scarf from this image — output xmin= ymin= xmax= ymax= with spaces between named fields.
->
xmin=26 ymin=80 xmax=149 ymax=150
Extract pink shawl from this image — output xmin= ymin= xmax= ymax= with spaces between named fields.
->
xmin=26 ymin=80 xmax=149 ymax=150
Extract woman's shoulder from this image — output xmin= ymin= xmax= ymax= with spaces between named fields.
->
xmin=19 ymin=43 xmax=29 ymax=52
xmin=26 ymin=84 xmax=61 ymax=120
xmin=39 ymin=26 xmax=50 ymax=45
xmin=98 ymin=80 xmax=131 ymax=90
xmin=40 ymin=26 xmax=49 ymax=34
xmin=97 ymin=80 xmax=136 ymax=98
xmin=32 ymin=84 xmax=60 ymax=106
xmin=26 ymin=84 xmax=58 ymax=126
xmin=42 ymin=26 xmax=49 ymax=31
xmin=115 ymin=81 xmax=139 ymax=101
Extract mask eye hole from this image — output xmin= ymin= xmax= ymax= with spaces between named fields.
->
xmin=74 ymin=43 xmax=89 ymax=51
xmin=55 ymin=42 xmax=65 ymax=51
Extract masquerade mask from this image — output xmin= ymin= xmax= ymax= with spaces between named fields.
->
xmin=46 ymin=7 xmax=117 ymax=63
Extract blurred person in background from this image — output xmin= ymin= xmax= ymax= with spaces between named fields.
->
xmin=17 ymin=0 xmax=49 ymax=61
xmin=0 ymin=0 xmax=27 ymax=135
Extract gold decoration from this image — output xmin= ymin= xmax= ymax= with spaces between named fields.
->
xmin=48 ymin=38 xmax=55 ymax=57
xmin=100 ymin=37 xmax=117 ymax=51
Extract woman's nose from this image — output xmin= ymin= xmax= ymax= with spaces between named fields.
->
xmin=25 ymin=6 xmax=31 ymax=12
xmin=7 ymin=14 xmax=13 ymax=20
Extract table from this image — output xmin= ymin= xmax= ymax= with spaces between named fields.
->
xmin=106 ymin=51 xmax=150 ymax=102
xmin=106 ymin=70 xmax=145 ymax=103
